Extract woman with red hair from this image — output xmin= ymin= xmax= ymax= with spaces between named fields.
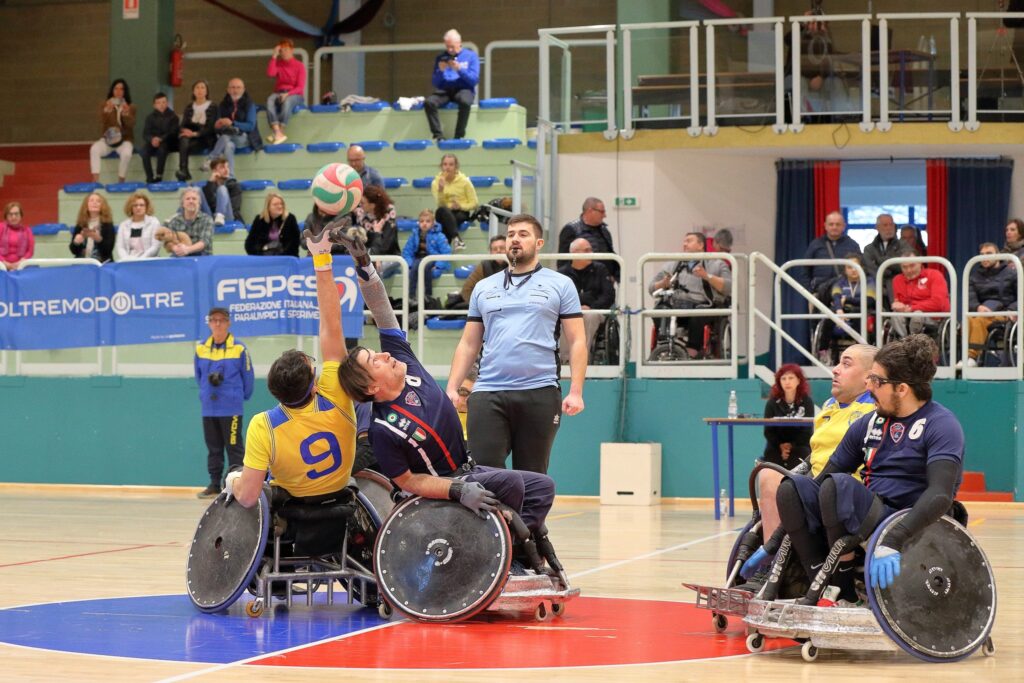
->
xmin=762 ymin=363 xmax=814 ymax=469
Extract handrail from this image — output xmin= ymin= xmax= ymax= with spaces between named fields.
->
xmin=415 ymin=252 xmax=626 ymax=378
xmin=509 ymin=158 xmax=538 ymax=222
xmin=311 ymin=42 xmax=479 ymax=105
xmin=185 ymin=49 xmax=312 ymax=107
xmin=482 ymin=38 xmax=606 ymax=101
xmin=636 ymin=252 xmax=739 ymax=378
xmin=960 ymin=254 xmax=1023 ymax=379
xmin=876 ymin=256 xmax=958 ymax=377
xmin=538 ymin=26 xmax=617 ymax=140
xmin=620 ymin=20 xmax=701 ymax=139
xmin=965 ymin=11 xmax=1024 ymax=131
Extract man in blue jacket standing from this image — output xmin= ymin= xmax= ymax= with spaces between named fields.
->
xmin=194 ymin=307 xmax=254 ymax=498
xmin=424 ymin=29 xmax=479 ymax=141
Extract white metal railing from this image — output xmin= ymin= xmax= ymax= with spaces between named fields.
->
xmin=534 ymin=118 xmax=557 ymax=237
xmin=620 ymin=20 xmax=701 ymax=139
xmin=312 ymin=42 xmax=479 ymax=106
xmin=483 ymin=38 xmax=608 ymax=102
xmin=185 ymin=49 xmax=312 ymax=107
xmin=965 ymin=11 xmax=1024 ymax=131
xmin=415 ymin=252 xmax=626 ymax=379
xmin=538 ymin=25 xmax=617 ymax=140
xmin=637 ymin=253 xmax=739 ymax=379
xmin=961 ymin=254 xmax=1023 ymax=380
xmin=508 ymin=159 xmax=537 ymax=222
xmin=876 ymin=257 xmax=958 ymax=378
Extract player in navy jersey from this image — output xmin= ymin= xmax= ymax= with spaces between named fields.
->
xmin=773 ymin=334 xmax=965 ymax=605
xmin=326 ymin=224 xmax=557 ymax=564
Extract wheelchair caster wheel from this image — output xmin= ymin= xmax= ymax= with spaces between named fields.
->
xmin=746 ymin=633 xmax=765 ymax=653
xmin=982 ymin=637 xmax=995 ymax=657
xmin=712 ymin=613 xmax=728 ymax=633
xmin=378 ymin=601 xmax=393 ymax=620
xmin=245 ymin=600 xmax=264 ymax=618
xmin=551 ymin=602 xmax=566 ymax=617
xmin=534 ymin=602 xmax=552 ymax=622
xmin=801 ymin=641 xmax=818 ymax=662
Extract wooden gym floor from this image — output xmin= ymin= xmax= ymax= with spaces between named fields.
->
xmin=0 ymin=487 xmax=1020 ymax=682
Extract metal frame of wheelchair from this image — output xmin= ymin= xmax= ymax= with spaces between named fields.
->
xmin=647 ymin=291 xmax=732 ymax=364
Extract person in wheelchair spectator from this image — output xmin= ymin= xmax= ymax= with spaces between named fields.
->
xmin=888 ymin=246 xmax=949 ymax=339
xmin=757 ymin=335 xmax=964 ymax=607
xmin=558 ymin=237 xmax=615 ymax=363
xmin=801 ymin=211 xmax=861 ymax=303
xmin=966 ymin=242 xmax=1018 ymax=367
xmin=822 ymin=255 xmax=876 ymax=362
xmin=862 ymin=213 xmax=900 ymax=302
xmin=762 ymin=364 xmax=815 ymax=470
xmin=647 ymin=231 xmax=731 ymax=359
xmin=326 ymin=225 xmax=561 ymax=575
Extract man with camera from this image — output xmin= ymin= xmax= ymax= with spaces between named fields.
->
xmin=424 ymin=29 xmax=479 ymax=141
xmin=194 ymin=307 xmax=254 ymax=498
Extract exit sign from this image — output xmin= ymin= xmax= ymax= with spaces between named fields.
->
xmin=615 ymin=196 xmax=640 ymax=208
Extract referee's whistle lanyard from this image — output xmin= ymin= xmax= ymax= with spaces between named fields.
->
xmin=503 ymin=263 xmax=543 ymax=290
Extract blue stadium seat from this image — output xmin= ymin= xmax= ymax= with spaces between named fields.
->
xmin=239 ymin=179 xmax=274 ymax=191
xmin=216 ymin=221 xmax=245 ymax=234
xmin=354 ymin=140 xmax=389 ymax=152
xmin=438 ymin=139 xmax=475 ymax=150
xmin=105 ymin=182 xmax=145 ymax=193
xmin=459 ymin=221 xmax=471 ymax=231
xmin=483 ymin=138 xmax=522 ymax=150
xmin=383 ymin=177 xmax=408 ymax=189
xmin=425 ymin=318 xmax=467 ymax=330
xmin=412 ymin=177 xmax=434 ymax=189
xmin=310 ymin=104 xmax=341 ymax=114
xmin=478 ymin=97 xmax=517 ymax=109
xmin=63 ymin=182 xmax=103 ymax=194
xmin=442 ymin=102 xmax=460 ymax=110
xmin=396 ymin=218 xmax=419 ymax=232
xmin=291 ymin=104 xmax=307 ymax=114
xmin=264 ymin=143 xmax=303 ymax=154
xmin=469 ymin=176 xmax=499 ymax=188
xmin=278 ymin=179 xmax=312 ymax=191
xmin=394 ymin=139 xmax=432 ymax=151
xmin=527 ymin=139 xmax=538 ymax=149
xmin=104 ymin=150 xmax=138 ymax=159
xmin=504 ymin=176 xmax=535 ymax=187
xmin=190 ymin=180 xmax=208 ymax=189
xmin=234 ymin=146 xmax=255 ymax=155
xmin=454 ymin=265 xmax=474 ymax=279
xmin=351 ymin=101 xmax=390 ymax=112
xmin=148 ymin=181 xmax=185 ymax=192
xmin=32 ymin=223 xmax=68 ymax=236
xmin=306 ymin=141 xmax=345 ymax=153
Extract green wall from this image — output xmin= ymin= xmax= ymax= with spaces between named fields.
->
xmin=2 ymin=376 xmax=1019 ymax=500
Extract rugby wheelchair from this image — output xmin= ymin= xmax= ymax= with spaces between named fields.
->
xmin=648 ymin=287 xmax=731 ymax=362
xmin=685 ymin=462 xmax=997 ymax=662
xmin=589 ymin=310 xmax=621 ymax=366
xmin=373 ymin=496 xmax=579 ymax=623
xmin=186 ymin=469 xmax=396 ymax=618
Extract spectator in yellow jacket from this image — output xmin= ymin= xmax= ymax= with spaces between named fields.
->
xmin=430 ymin=153 xmax=478 ymax=251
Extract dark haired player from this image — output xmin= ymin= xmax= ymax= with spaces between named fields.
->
xmin=773 ymin=334 xmax=964 ymax=605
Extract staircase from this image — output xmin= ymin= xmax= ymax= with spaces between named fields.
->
xmin=0 ymin=144 xmax=91 ymax=225
xmin=956 ymin=471 xmax=1014 ymax=502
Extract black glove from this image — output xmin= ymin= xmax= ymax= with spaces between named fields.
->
xmin=326 ymin=222 xmax=374 ymax=279
xmin=448 ymin=480 xmax=499 ymax=518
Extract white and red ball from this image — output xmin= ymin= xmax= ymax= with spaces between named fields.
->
xmin=311 ymin=162 xmax=363 ymax=216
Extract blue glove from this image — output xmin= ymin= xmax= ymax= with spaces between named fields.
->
xmin=868 ymin=545 xmax=902 ymax=590
xmin=741 ymin=546 xmax=769 ymax=577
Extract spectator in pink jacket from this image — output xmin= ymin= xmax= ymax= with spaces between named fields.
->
xmin=265 ymin=39 xmax=306 ymax=145
xmin=0 ymin=201 xmax=34 ymax=270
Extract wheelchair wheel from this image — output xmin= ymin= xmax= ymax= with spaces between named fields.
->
xmin=649 ymin=338 xmax=689 ymax=362
xmin=1006 ymin=321 xmax=1019 ymax=366
xmin=866 ymin=511 xmax=997 ymax=662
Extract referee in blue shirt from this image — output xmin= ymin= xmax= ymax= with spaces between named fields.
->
xmin=447 ymin=214 xmax=588 ymax=474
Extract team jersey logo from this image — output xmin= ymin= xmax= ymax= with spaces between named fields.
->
xmin=386 ymin=412 xmax=398 ymax=423
xmin=404 ymin=391 xmax=422 ymax=407
xmin=412 ymin=428 xmax=427 ymax=442
xmin=889 ymin=422 xmax=905 ymax=443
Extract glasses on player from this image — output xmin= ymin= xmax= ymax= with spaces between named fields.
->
xmin=866 ymin=373 xmax=900 ymax=388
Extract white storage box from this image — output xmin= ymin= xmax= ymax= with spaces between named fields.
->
xmin=599 ymin=442 xmax=662 ymax=506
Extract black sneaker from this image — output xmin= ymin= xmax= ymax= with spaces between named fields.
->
xmin=175 ymin=169 xmax=191 ymax=182
xmin=197 ymin=484 xmax=221 ymax=499
xmin=734 ymin=568 xmax=769 ymax=593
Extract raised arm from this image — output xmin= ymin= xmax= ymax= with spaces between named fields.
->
xmin=303 ymin=210 xmax=348 ymax=363
xmin=326 ymin=221 xmax=400 ymax=330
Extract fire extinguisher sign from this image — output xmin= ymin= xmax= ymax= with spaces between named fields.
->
xmin=123 ymin=0 xmax=139 ymax=20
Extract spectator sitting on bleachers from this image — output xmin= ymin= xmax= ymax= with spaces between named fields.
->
xmin=1001 ymin=218 xmax=1024 ymax=262
xmin=403 ymin=208 xmax=451 ymax=303
xmin=900 ymin=224 xmax=927 ymax=257
xmin=166 ymin=188 xmax=214 ymax=257
xmin=139 ymin=92 xmax=179 ymax=184
xmin=889 ymin=245 xmax=949 ymax=338
xmin=200 ymin=156 xmax=241 ymax=226
xmin=558 ymin=237 xmax=615 ymax=362
xmin=89 ymin=78 xmax=136 ymax=183
xmin=114 ymin=192 xmax=161 ymax=261
xmin=0 ymin=202 xmax=34 ymax=270
xmin=346 ymin=145 xmax=384 ymax=189
xmin=966 ymin=242 xmax=1017 ymax=367
xmin=69 ymin=193 xmax=115 ymax=263
xmin=431 ymin=153 xmax=478 ymax=252
xmin=355 ymin=185 xmax=400 ymax=276
xmin=206 ymin=78 xmax=261 ymax=177
xmin=265 ymin=39 xmax=306 ymax=145
xmin=246 ymin=192 xmax=299 ymax=257
xmin=801 ymin=210 xmax=862 ymax=301
xmin=424 ymin=29 xmax=479 ymax=141
xmin=448 ymin=235 xmax=508 ymax=310
xmin=176 ymin=79 xmax=216 ymax=182
xmin=557 ymin=197 xmax=618 ymax=282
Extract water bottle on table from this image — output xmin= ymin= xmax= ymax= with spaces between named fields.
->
xmin=727 ymin=390 xmax=738 ymax=419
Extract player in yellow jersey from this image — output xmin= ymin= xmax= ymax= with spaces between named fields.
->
xmin=225 ymin=215 xmax=358 ymax=507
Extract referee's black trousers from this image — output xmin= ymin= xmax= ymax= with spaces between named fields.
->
xmin=466 ymin=385 xmax=562 ymax=474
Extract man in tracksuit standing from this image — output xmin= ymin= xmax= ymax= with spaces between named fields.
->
xmin=194 ymin=307 xmax=254 ymax=498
